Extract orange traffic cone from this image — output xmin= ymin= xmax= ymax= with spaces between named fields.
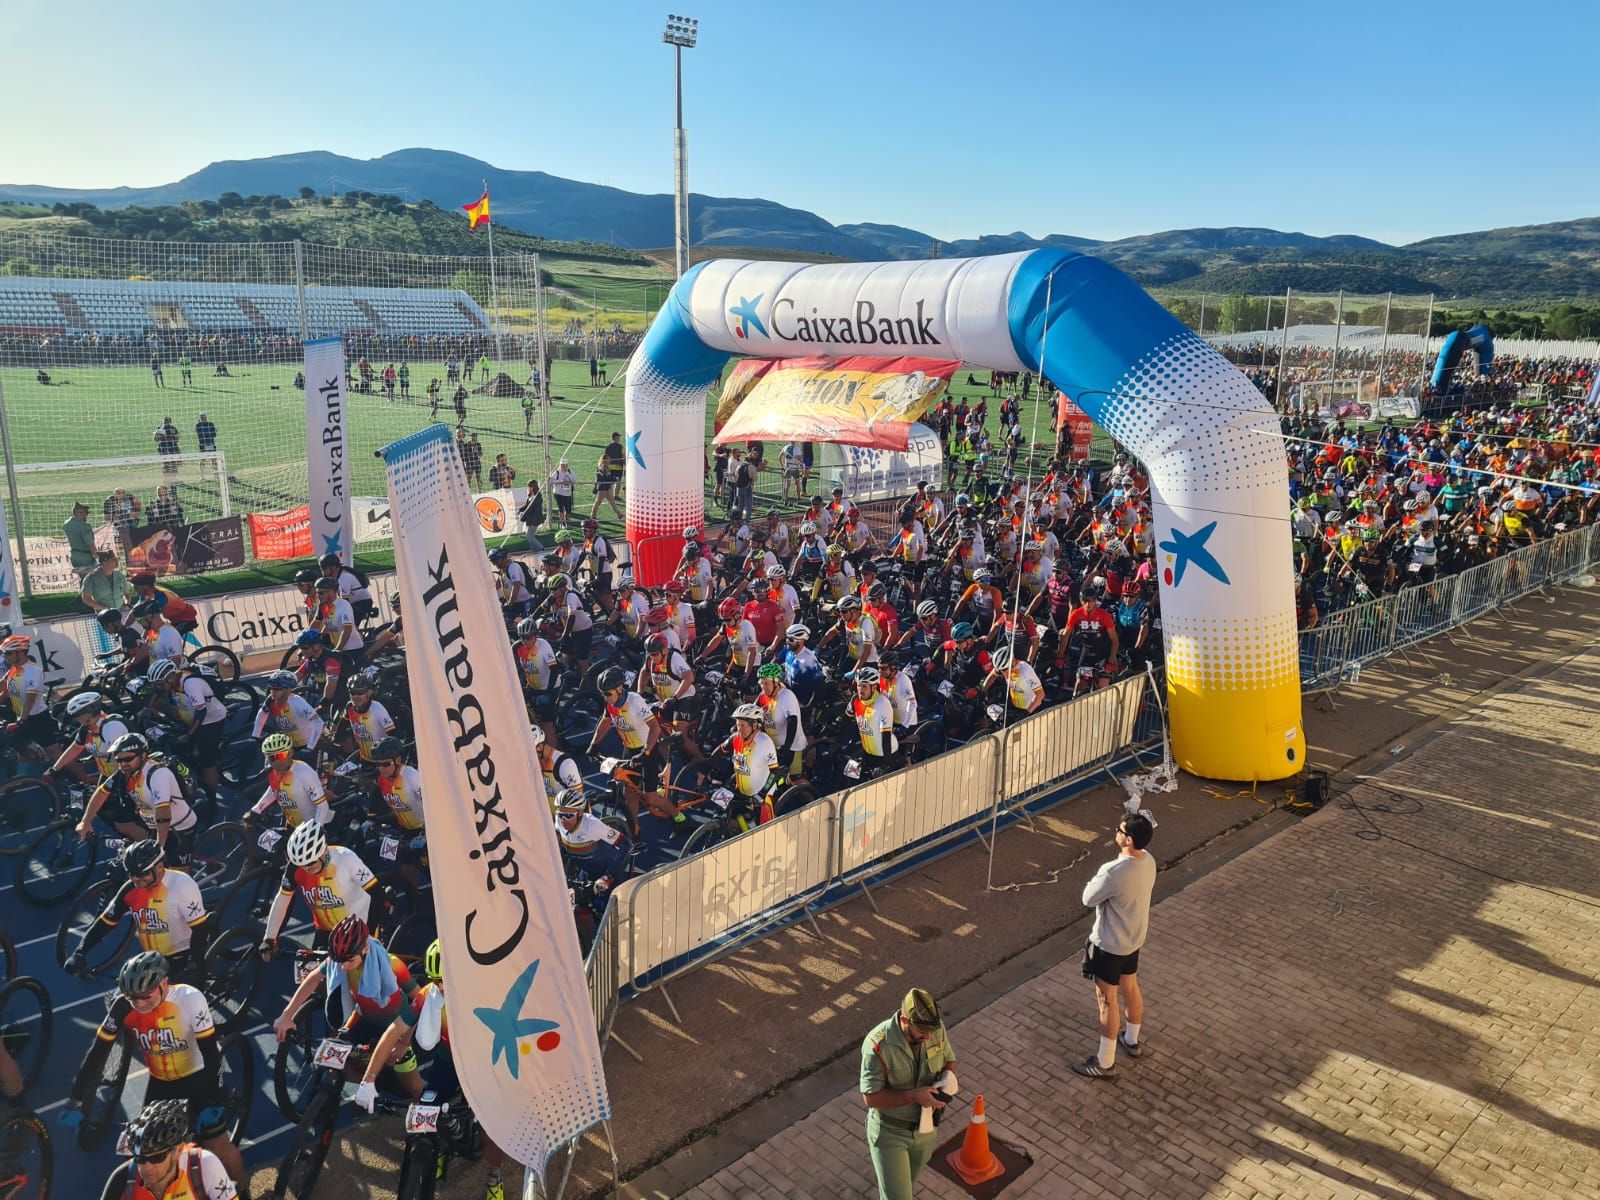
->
xmin=946 ymin=1093 xmax=1005 ymax=1185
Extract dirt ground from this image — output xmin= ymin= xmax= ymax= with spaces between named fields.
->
xmin=251 ymin=581 xmax=1600 ymax=1199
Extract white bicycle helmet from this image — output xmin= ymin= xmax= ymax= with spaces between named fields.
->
xmin=147 ymin=659 xmax=179 ymax=683
xmin=66 ymin=691 xmax=105 ymax=717
xmin=785 ymin=623 xmax=810 ymax=641
xmin=990 ymin=645 xmax=1013 ymax=670
xmin=285 ymin=819 xmax=328 ymax=867
xmin=733 ymin=703 xmax=764 ymax=722
xmin=529 ymin=724 xmax=546 ymax=747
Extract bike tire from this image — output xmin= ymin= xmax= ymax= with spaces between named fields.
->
xmin=54 ymin=877 xmax=131 ymax=975
xmin=14 ymin=820 xmax=99 ymax=909
xmin=202 ymin=923 xmax=266 ymax=1033
xmin=0 ymin=1108 xmax=52 ymax=1200
xmin=0 ymin=975 xmax=52 ymax=1094
xmin=77 ymin=1026 xmax=131 ymax=1153
xmin=272 ymin=1006 xmax=325 ymax=1125
xmin=99 ymin=1161 xmax=136 ymax=1200
xmin=772 ymin=782 xmax=818 ymax=818
xmin=187 ymin=821 xmax=248 ymax=897
xmin=0 ymin=777 xmax=61 ymax=858
xmin=395 ymin=1136 xmax=438 ymax=1200
xmin=0 ymin=932 xmax=16 ymax=985
xmin=189 ymin=644 xmax=241 ymax=682
xmin=679 ymin=819 xmax=732 ymax=859
xmin=213 ymin=864 xmax=277 ymax=932
xmin=272 ymin=1086 xmax=338 ymax=1200
xmin=215 ymin=1030 xmax=256 ymax=1144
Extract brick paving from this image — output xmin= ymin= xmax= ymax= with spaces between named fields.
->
xmin=676 ymin=645 xmax=1600 ymax=1200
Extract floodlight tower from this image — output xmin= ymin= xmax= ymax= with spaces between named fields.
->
xmin=663 ymin=13 xmax=698 ymax=279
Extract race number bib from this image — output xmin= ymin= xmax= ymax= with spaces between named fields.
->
xmin=405 ymin=1103 xmax=442 ymax=1134
xmin=313 ymin=1038 xmax=353 ymax=1069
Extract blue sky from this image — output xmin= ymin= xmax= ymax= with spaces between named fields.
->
xmin=5 ymin=0 xmax=1596 ymax=245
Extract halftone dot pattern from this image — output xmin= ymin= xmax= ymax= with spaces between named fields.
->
xmin=1162 ymin=610 xmax=1299 ymax=692
xmin=626 ymin=356 xmax=708 ymax=546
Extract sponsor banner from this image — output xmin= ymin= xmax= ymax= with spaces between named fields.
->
xmin=1056 ymin=393 xmax=1095 ymax=463
xmin=1374 ymin=395 xmax=1421 ymax=420
xmin=305 ymin=336 xmax=355 ymax=563
xmin=379 ymin=423 xmax=608 ymax=1172
xmin=121 ymin=517 xmax=246 ymax=577
xmin=248 ymin=507 xmax=312 ymax=561
xmin=713 ymin=356 xmax=955 ymax=451
xmin=817 ymin=423 xmax=944 ymax=503
xmin=22 ymin=523 xmax=119 ymax=597
xmin=355 ymin=491 xmax=517 ymax=546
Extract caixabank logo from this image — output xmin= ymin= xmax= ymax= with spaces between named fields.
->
xmin=729 ymin=293 xmax=942 ymax=348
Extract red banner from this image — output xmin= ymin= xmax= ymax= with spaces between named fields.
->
xmin=248 ymin=506 xmax=313 ymax=560
xmin=1056 ymin=393 xmax=1094 ymax=463
xmin=714 ymin=356 xmax=956 ymax=451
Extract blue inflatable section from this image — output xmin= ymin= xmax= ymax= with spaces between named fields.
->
xmin=1431 ymin=323 xmax=1494 ymax=392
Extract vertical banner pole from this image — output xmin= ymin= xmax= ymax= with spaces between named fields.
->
xmin=304 ymin=337 xmax=354 ymax=565
xmin=1274 ymin=288 xmax=1293 ymax=411
xmin=534 ymin=253 xmax=552 ymax=489
xmin=486 ymin=178 xmax=505 ymax=369
xmin=0 ymin=380 xmax=32 ymax=601
xmin=1377 ymin=292 xmax=1393 ymax=397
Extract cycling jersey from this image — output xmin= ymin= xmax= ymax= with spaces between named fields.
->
xmin=681 ymin=558 xmax=715 ymax=603
xmin=742 ymin=596 xmax=783 ymax=645
xmin=515 ymin=637 xmax=559 ymax=691
xmin=820 ymin=563 xmax=855 ymax=600
xmin=78 ymin=713 xmax=131 ymax=777
xmin=557 ymin=813 xmax=630 ymax=880
xmin=841 ymin=614 xmax=880 ymax=664
xmin=661 ymin=599 xmax=694 ymax=645
xmin=1064 ymin=607 xmax=1116 ymax=660
xmin=109 ymin=1145 xmax=238 ymax=1200
xmin=376 ymin=765 xmax=426 ymax=831
xmin=270 ymin=844 xmax=376 ymax=937
xmin=319 ymin=597 xmax=365 ymax=651
xmin=174 ymin=674 xmax=226 ymax=728
xmin=146 ymin=625 xmax=185 ymax=664
xmin=99 ymin=868 xmax=208 ymax=956
xmin=729 ymin=731 xmax=778 ymax=797
xmin=884 ymin=674 xmax=919 ymax=728
xmin=108 ymin=763 xmax=197 ymax=833
xmin=721 ymin=620 xmax=760 ymax=669
xmin=552 ymin=590 xmax=594 ymax=632
xmin=777 ymin=647 xmax=824 ymax=705
xmin=642 ymin=651 xmax=694 ymax=703
xmin=851 ymin=692 xmax=897 ymax=757
xmin=5 ymin=662 xmax=45 ymax=717
xmin=537 ymin=751 xmax=583 ymax=807
xmin=250 ymin=760 xmax=330 ymax=827
xmin=251 ymin=693 xmax=324 ymax=750
xmin=615 ymin=593 xmax=650 ymax=639
xmin=894 ymin=528 xmax=926 ymax=563
xmin=295 ymin=648 xmax=345 ymax=692
xmin=327 ymin=944 xmax=416 ymax=1024
xmin=605 ymin=692 xmax=655 ymax=751
xmin=1000 ymin=661 xmax=1044 ymax=711
xmin=757 ymin=686 xmax=807 ymax=752
xmin=97 ymin=983 xmax=215 ymax=1082
xmin=345 ymin=699 xmax=396 ymax=760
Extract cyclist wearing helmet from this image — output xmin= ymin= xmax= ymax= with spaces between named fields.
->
xmin=514 ymin=617 xmax=561 ymax=712
xmin=763 ymin=509 xmax=792 ymax=559
xmin=942 ymin=524 xmax=985 ymax=581
xmin=251 ymin=669 xmax=324 ymax=751
xmin=754 ymin=566 xmax=797 ymax=649
xmin=674 ymin=543 xmax=716 ymax=608
xmin=820 ymin=595 xmax=880 ymax=665
xmin=260 ymin=819 xmax=378 ymax=960
xmin=356 ymin=944 xmax=511 ymax=1200
xmin=587 ymin=668 xmax=666 ymax=821
xmin=755 ymin=663 xmax=806 ymax=778
xmin=891 ymin=509 xmax=929 ymax=598
xmin=987 ymin=605 xmax=1042 ymax=665
xmin=703 ymin=597 xmax=761 ymax=680
xmin=953 ymin=568 xmax=1005 ymax=634
xmin=247 ymin=733 xmax=330 ymax=828
xmin=801 ymin=494 xmax=832 ymax=540
xmin=832 ymin=504 xmax=875 ymax=561
xmin=130 ymin=572 xmax=199 ymax=635
xmin=147 ymin=658 xmax=227 ymax=791
xmin=76 ymin=732 xmax=198 ymax=857
xmin=370 ymin=737 xmax=426 ymax=832
xmin=293 ymin=567 xmax=319 ymax=618
xmin=578 ymin=519 xmax=614 ymax=596
xmin=816 ymin=545 xmax=857 ymax=603
xmin=343 ymin=676 xmax=396 ymax=762
xmin=311 ymin=575 xmax=366 ymax=654
xmin=292 ymin=627 xmax=347 ymax=709
xmin=939 ymin=622 xmax=994 ymax=701
xmin=319 ymin=552 xmax=374 ymax=624
xmin=985 ymin=643 xmax=1045 ymax=718
xmin=609 ymin=576 xmax=650 ymax=643
xmin=104 ymin=1097 xmax=238 ymax=1200
xmin=863 ymin=579 xmax=902 ymax=650
xmin=48 ymin=690 xmax=130 ymax=784
xmin=1 ymin=635 xmax=56 ymax=752
xmin=850 ymin=668 xmax=897 ymax=761
xmin=132 ymin=600 xmax=186 ymax=667
xmin=489 ymin=547 xmax=534 ymax=619
xmin=716 ymin=705 xmax=779 ymax=818
xmin=549 ymin=529 xmax=582 ymax=577
xmin=555 ymin=788 xmax=633 ymax=918
xmin=637 ymin=631 xmax=696 ymax=719
xmin=539 ymin=573 xmax=594 ymax=670
xmin=905 ymin=600 xmax=952 ymax=661
xmin=642 ymin=603 xmax=682 ymax=652
xmin=97 ymin=606 xmax=146 ymax=660
xmin=365 ymin=591 xmax=406 ymax=659
xmin=65 ymin=839 xmax=210 ymax=979
xmin=1061 ymin=586 xmax=1119 ymax=691
xmin=67 ymin=953 xmax=245 ymax=1185
xmin=772 ymin=624 xmax=824 ymax=706
xmin=877 ymin=652 xmax=919 ymax=733
xmin=273 ymin=915 xmax=424 ymax=1100
xmin=790 ymin=519 xmax=827 ymax=583
xmin=530 ymin=726 xmax=582 ymax=814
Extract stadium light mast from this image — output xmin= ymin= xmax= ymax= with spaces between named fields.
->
xmin=663 ymin=13 xmax=698 ymax=279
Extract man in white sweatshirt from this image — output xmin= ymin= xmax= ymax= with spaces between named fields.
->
xmin=1073 ymin=812 xmax=1156 ymax=1079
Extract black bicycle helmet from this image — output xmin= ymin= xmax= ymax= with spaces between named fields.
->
xmin=124 ymin=1098 xmax=189 ymax=1158
xmin=108 ymin=732 xmax=150 ymax=758
xmin=118 ymin=950 xmax=169 ymax=998
xmin=596 ymin=666 xmax=627 ymax=694
xmin=120 ymin=839 xmax=164 ymax=878
xmin=373 ymin=736 xmax=405 ymax=762
xmin=293 ymin=568 xmax=318 ymax=585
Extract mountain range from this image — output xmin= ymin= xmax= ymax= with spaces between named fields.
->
xmin=4 ymin=148 xmax=1598 ymax=300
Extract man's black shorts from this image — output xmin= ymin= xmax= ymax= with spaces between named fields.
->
xmin=145 ymin=1070 xmax=229 ymax=1139
xmin=1081 ymin=939 xmax=1139 ymax=986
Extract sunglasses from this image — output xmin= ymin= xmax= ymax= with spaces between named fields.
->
xmin=136 ymin=1151 xmax=174 ymax=1165
xmin=116 ymin=755 xmax=142 ymax=765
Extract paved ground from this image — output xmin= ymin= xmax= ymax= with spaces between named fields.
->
xmin=659 ymin=633 xmax=1600 ymax=1199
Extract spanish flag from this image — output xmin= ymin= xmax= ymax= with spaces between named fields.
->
xmin=463 ymin=191 xmax=491 ymax=230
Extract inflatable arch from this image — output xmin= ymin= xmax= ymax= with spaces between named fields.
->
xmin=1430 ymin=323 xmax=1494 ymax=393
xmin=624 ymin=250 xmax=1304 ymax=782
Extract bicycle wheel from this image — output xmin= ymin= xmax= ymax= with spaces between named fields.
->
xmin=218 ymin=737 xmax=265 ymax=791
xmin=14 ymin=821 xmax=100 ymax=909
xmin=680 ymin=818 xmax=734 ymax=859
xmin=76 ymin=1028 xmax=130 ymax=1153
xmin=54 ymin=877 xmax=131 ymax=975
xmin=0 ymin=976 xmax=51 ymax=1094
xmin=99 ymin=1162 xmax=135 ymax=1200
xmin=272 ymin=1087 xmax=338 ymax=1200
xmin=187 ymin=821 xmax=248 ymax=897
xmin=772 ymin=781 xmax=818 ymax=818
xmin=214 ymin=1031 xmax=256 ymax=1144
xmin=272 ymin=1007 xmax=326 ymax=1124
xmin=395 ymin=1135 xmax=438 ymax=1200
xmin=0 ymin=777 xmax=60 ymax=858
xmin=213 ymin=864 xmax=277 ymax=931
xmin=0 ymin=1108 xmax=52 ymax=1200
xmin=201 ymin=923 xmax=266 ymax=1033
xmin=383 ymin=913 xmax=437 ymax=965
xmin=0 ymin=933 xmax=16 ymax=986
xmin=188 ymin=645 xmax=241 ymax=682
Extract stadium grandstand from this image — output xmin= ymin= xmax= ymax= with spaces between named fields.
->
xmin=0 ymin=276 xmax=490 ymax=338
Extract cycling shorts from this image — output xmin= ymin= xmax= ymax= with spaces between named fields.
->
xmin=145 ymin=1071 xmax=229 ymax=1140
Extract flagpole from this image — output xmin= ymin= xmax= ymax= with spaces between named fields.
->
xmin=484 ymin=178 xmax=505 ymax=371
xmin=535 ymin=252 xmax=552 ymax=490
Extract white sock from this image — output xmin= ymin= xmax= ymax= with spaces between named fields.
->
xmin=1124 ymin=1022 xmax=1141 ymax=1044
xmin=1097 ymin=1036 xmax=1115 ymax=1068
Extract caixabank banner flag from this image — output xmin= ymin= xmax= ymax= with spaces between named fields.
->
xmin=304 ymin=337 xmax=355 ymax=564
xmin=713 ymin=355 xmax=955 ymax=450
xmin=379 ymin=424 xmax=608 ymax=1174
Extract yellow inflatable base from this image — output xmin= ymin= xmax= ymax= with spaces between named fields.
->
xmin=1169 ymin=677 xmax=1306 ymax=783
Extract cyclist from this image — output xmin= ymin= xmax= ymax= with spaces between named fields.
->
xmin=146 ymin=658 xmax=227 ymax=793
xmin=876 ymin=652 xmax=919 ymax=740
xmin=817 ymin=545 xmax=856 ymax=603
xmin=371 ymin=737 xmax=426 ymax=833
xmin=292 ymin=567 xmax=319 ymax=621
xmin=47 ymin=690 xmax=129 ymax=787
xmin=245 ymin=733 xmax=331 ymax=829
xmin=773 ymin=624 xmax=824 ymax=706
xmin=488 ymin=547 xmax=533 ymax=619
xmin=1060 ymin=586 xmax=1119 ymax=693
xmin=355 ymin=942 xmax=510 ymax=1200
xmin=131 ymin=600 xmax=186 ymax=667
xmin=820 ymin=595 xmax=880 ymax=665
xmin=513 ymin=617 xmax=561 ymax=718
xmin=76 ymin=732 xmax=198 ymax=859
xmin=272 ymin=916 xmax=424 ymax=1101
xmin=587 ymin=667 xmax=667 ymax=823
xmin=65 ymin=840 xmax=211 ymax=982
xmin=130 ymin=572 xmax=200 ymax=638
xmin=555 ymin=788 xmax=633 ymax=921
xmin=952 ymin=567 xmax=1005 ymax=635
xmin=96 ymin=607 xmax=147 ymax=666
xmin=659 ymin=579 xmax=696 ymax=647
xmin=531 ymin=727 xmax=582 ymax=814
xmin=343 ymin=677 xmax=396 ymax=762
xmin=101 ymin=1097 xmax=238 ymax=1200
xmin=610 ymin=575 xmax=650 ymax=646
xmin=2 ymin=635 xmax=57 ymax=753
xmin=715 ymin=704 xmax=780 ymax=822
xmin=291 ymin=627 xmax=346 ymax=711
xmin=754 ymin=663 xmax=806 ymax=780
xmin=637 ymin=632 xmax=696 ymax=724
xmin=984 ymin=644 xmax=1045 ymax=720
xmin=863 ymin=581 xmax=901 ymax=649
xmin=319 ymin=552 xmax=375 ymax=626
xmin=703 ymin=597 xmax=761 ymax=682
xmin=757 ymin=565 xmax=799 ymax=650
xmin=250 ymin=671 xmax=325 ymax=753
xmin=542 ymin=574 xmax=594 ymax=672
xmin=578 ymin=518 xmax=614 ymax=604
xmin=259 ymin=819 xmax=379 ymax=960
xmin=66 ymin=953 xmax=245 ymax=1186
xmin=312 ymin=576 xmax=365 ymax=655
xmin=365 ymin=591 xmax=406 ymax=659
xmin=675 ymin=539 xmax=716 ymax=609
xmin=849 ymin=667 xmax=897 ymax=773
xmin=889 ymin=509 xmax=929 ymax=602
xmin=903 ymin=600 xmax=952 ymax=663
